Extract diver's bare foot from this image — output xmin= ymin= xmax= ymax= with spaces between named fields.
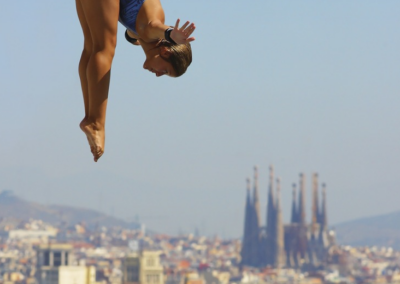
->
xmin=80 ymin=118 xmax=93 ymax=147
xmin=80 ymin=119 xmax=105 ymax=162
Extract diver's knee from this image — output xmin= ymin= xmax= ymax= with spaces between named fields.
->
xmin=92 ymin=36 xmax=117 ymax=56
xmin=92 ymin=47 xmax=116 ymax=63
xmin=83 ymin=39 xmax=93 ymax=54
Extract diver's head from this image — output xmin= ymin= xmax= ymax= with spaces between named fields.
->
xmin=143 ymin=40 xmax=192 ymax=78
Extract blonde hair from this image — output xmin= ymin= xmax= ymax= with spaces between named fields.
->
xmin=157 ymin=40 xmax=192 ymax=77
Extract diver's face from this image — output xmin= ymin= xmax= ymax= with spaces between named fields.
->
xmin=143 ymin=55 xmax=176 ymax=78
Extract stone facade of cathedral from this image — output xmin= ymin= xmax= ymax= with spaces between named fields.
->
xmin=240 ymin=166 xmax=332 ymax=269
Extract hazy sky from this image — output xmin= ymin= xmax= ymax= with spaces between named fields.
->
xmin=1 ymin=1 xmax=399 ymax=238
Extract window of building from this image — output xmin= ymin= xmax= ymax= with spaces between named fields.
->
xmin=45 ymin=270 xmax=59 ymax=282
xmin=146 ymin=274 xmax=160 ymax=284
xmin=44 ymin=251 xmax=50 ymax=266
xmin=53 ymin=251 xmax=62 ymax=267
xmin=146 ymin=258 xmax=155 ymax=266
xmin=127 ymin=266 xmax=139 ymax=282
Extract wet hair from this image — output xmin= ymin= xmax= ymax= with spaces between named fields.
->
xmin=157 ymin=40 xmax=192 ymax=77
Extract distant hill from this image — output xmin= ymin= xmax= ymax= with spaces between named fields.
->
xmin=0 ymin=190 xmax=139 ymax=229
xmin=335 ymin=211 xmax=400 ymax=249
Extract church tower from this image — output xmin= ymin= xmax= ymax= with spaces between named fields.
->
xmin=240 ymin=178 xmax=252 ymax=266
xmin=265 ymin=165 xmax=276 ymax=265
xmin=308 ymin=173 xmax=320 ymax=265
xmin=297 ymin=173 xmax=308 ymax=261
xmin=250 ymin=166 xmax=261 ymax=266
xmin=298 ymin=173 xmax=306 ymax=225
xmin=253 ymin=166 xmax=261 ymax=228
xmin=320 ymin=183 xmax=327 ymax=230
xmin=290 ymin=183 xmax=297 ymax=223
xmin=274 ymin=177 xmax=285 ymax=268
xmin=317 ymin=183 xmax=330 ymax=260
xmin=311 ymin=173 xmax=320 ymax=236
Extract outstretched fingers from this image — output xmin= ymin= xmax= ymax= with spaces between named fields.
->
xmin=185 ymin=24 xmax=195 ymax=36
xmin=174 ymin=18 xmax=180 ymax=30
xmin=183 ymin=24 xmax=195 ymax=42
xmin=173 ymin=19 xmax=196 ymax=43
xmin=179 ymin=21 xmax=190 ymax=31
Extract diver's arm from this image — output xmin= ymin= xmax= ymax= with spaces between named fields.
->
xmin=142 ymin=19 xmax=169 ymax=41
xmin=143 ymin=19 xmax=196 ymax=44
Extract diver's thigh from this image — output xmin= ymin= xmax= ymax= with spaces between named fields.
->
xmin=76 ymin=0 xmax=92 ymax=50
xmin=81 ymin=0 xmax=119 ymax=48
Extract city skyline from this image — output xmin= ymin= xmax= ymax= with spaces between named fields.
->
xmin=0 ymin=212 xmax=399 ymax=284
xmin=0 ymin=166 xmax=334 ymax=238
xmin=0 ymin=164 xmax=397 ymax=243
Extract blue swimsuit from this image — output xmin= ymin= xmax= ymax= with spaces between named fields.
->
xmin=119 ymin=0 xmax=146 ymax=34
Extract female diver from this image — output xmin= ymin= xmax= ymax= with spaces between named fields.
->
xmin=76 ymin=0 xmax=195 ymax=162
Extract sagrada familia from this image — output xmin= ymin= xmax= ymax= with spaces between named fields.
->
xmin=240 ymin=166 xmax=333 ymax=269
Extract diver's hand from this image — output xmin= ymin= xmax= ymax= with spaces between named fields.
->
xmin=170 ymin=19 xmax=196 ymax=44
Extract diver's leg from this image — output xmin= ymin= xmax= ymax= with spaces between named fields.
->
xmin=75 ymin=0 xmax=93 ymax=147
xmin=76 ymin=0 xmax=92 ymax=117
xmin=80 ymin=0 xmax=119 ymax=162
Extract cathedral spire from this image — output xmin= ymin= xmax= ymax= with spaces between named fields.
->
xmin=275 ymin=177 xmax=285 ymax=268
xmin=249 ymin=168 xmax=261 ymax=267
xmin=298 ymin=173 xmax=306 ymax=225
xmin=297 ymin=173 xmax=308 ymax=261
xmin=269 ymin=165 xmax=275 ymax=204
xmin=266 ymin=165 xmax=276 ymax=266
xmin=311 ymin=173 xmax=319 ymax=231
xmin=266 ymin=165 xmax=275 ymax=231
xmin=241 ymin=178 xmax=252 ymax=266
xmin=291 ymin=183 xmax=297 ymax=223
xmin=253 ymin=166 xmax=261 ymax=227
xmin=321 ymin=183 xmax=327 ymax=230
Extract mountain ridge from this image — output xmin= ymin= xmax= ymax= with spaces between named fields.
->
xmin=0 ymin=190 xmax=139 ymax=230
xmin=1 ymin=189 xmax=400 ymax=248
xmin=334 ymin=210 xmax=400 ymax=249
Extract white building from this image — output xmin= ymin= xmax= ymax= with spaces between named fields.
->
xmin=123 ymin=250 xmax=164 ymax=284
xmin=36 ymin=243 xmax=96 ymax=284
